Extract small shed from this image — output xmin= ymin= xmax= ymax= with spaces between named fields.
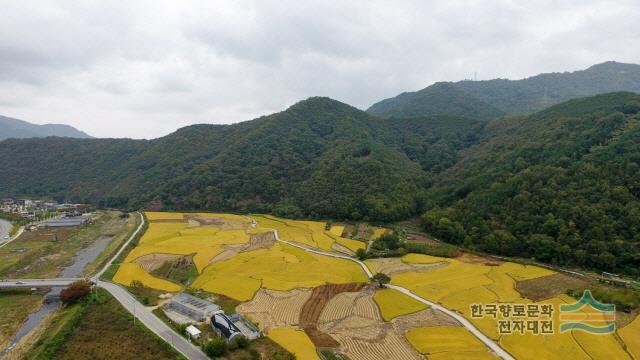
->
xmin=186 ymin=325 xmax=201 ymax=339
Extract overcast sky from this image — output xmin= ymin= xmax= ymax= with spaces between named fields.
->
xmin=1 ymin=0 xmax=639 ymax=139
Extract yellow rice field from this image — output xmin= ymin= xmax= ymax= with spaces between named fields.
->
xmin=394 ymin=254 xmax=633 ymax=360
xmin=267 ymin=328 xmax=320 ymax=360
xmin=371 ymin=228 xmax=388 ymax=240
xmin=373 ymin=288 xmax=428 ymax=321
xmin=112 ymin=263 xmax=181 ymax=292
xmin=406 ymin=326 xmax=492 ymax=355
xmin=329 ymin=225 xmax=345 ymax=237
xmin=191 ymin=242 xmax=367 ymax=301
xmin=115 ymin=212 xmax=367 ymax=300
xmin=620 ymin=315 xmax=640 ymax=359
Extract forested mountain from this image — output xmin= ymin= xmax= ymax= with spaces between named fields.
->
xmin=421 ymin=92 xmax=640 ymax=276
xmin=1 ymin=93 xmax=639 ymax=275
xmin=368 ymin=61 xmax=640 ymax=119
xmin=0 ymin=97 xmax=480 ymax=221
xmin=0 ymin=115 xmax=92 ymax=140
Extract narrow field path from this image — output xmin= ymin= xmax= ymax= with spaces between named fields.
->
xmin=272 ymin=229 xmax=515 ymax=360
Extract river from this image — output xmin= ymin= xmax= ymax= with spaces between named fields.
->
xmin=0 ymin=219 xmax=11 ymax=243
xmin=0 ymin=235 xmax=113 ymax=357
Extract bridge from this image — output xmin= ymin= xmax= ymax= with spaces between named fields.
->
xmin=0 ymin=278 xmax=83 ymax=288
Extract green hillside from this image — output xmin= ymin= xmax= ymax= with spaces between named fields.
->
xmin=369 ymin=61 xmax=640 ymax=119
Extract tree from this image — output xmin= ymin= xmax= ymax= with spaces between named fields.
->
xmin=356 ymin=248 xmax=367 ymax=260
xmin=60 ymin=280 xmax=92 ymax=305
xmin=371 ymin=273 xmax=391 ymax=288
xmin=203 ymin=338 xmax=228 ymax=357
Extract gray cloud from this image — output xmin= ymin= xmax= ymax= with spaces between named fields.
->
xmin=0 ymin=0 xmax=638 ymax=138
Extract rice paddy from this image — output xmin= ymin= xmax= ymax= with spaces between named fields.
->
xmin=114 ymin=212 xmax=367 ymax=301
xmin=373 ymin=288 xmax=428 ymax=321
xmin=620 ymin=315 xmax=640 ymax=359
xmin=393 ymin=254 xmax=635 ymax=360
xmin=267 ymin=328 xmax=320 ymax=360
xmin=406 ymin=326 xmax=494 ymax=356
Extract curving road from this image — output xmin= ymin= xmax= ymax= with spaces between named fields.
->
xmin=271 ymin=229 xmax=515 ymax=360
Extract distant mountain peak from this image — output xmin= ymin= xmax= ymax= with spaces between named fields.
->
xmin=368 ymin=61 xmax=640 ymax=119
xmin=0 ymin=115 xmax=92 ymax=140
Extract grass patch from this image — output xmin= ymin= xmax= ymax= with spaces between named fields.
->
xmin=0 ymin=289 xmax=43 ymax=349
xmin=26 ymin=288 xmax=185 ymax=360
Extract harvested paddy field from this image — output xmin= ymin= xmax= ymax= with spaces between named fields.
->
xmin=237 ymin=288 xmax=312 ymax=330
xmin=316 ymin=285 xmax=423 ymax=360
xmin=365 ymin=257 xmax=448 ymax=276
xmin=300 ymin=283 xmax=365 ymax=347
xmin=515 ymin=273 xmax=590 ymax=301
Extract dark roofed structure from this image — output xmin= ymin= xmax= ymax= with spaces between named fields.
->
xmin=211 ymin=313 xmax=242 ymax=341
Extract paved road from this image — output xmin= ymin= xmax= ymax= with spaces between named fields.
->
xmin=98 ymin=281 xmax=208 ymax=360
xmin=0 ymin=278 xmax=81 ymax=288
xmin=271 ymin=229 xmax=515 ymax=360
xmin=93 ymin=213 xmax=209 ymax=360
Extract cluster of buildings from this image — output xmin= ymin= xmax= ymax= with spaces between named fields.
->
xmin=1 ymin=198 xmax=89 ymax=218
xmin=162 ymin=293 xmax=260 ymax=342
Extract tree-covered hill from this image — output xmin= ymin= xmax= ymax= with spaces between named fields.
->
xmin=0 ymin=97 xmax=480 ymax=222
xmin=421 ymin=92 xmax=640 ymax=276
xmin=368 ymin=61 xmax=640 ymax=119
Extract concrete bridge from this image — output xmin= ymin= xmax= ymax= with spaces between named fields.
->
xmin=0 ymin=278 xmax=83 ymax=288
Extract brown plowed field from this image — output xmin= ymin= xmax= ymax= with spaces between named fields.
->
xmin=300 ymin=283 xmax=364 ymax=347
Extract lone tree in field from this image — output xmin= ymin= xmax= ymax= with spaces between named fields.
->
xmin=60 ymin=280 xmax=92 ymax=305
xmin=371 ymin=273 xmax=391 ymax=288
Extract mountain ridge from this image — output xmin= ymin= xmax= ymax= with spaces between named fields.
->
xmin=368 ymin=61 xmax=640 ymax=119
xmin=0 ymin=115 xmax=92 ymax=140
